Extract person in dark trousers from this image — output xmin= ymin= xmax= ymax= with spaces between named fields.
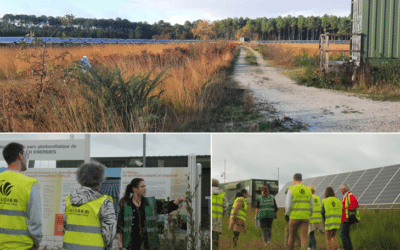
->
xmin=340 ymin=184 xmax=360 ymax=250
xmin=117 ymin=178 xmax=187 ymax=250
xmin=212 ymin=178 xmax=228 ymax=250
xmin=255 ymin=186 xmax=278 ymax=246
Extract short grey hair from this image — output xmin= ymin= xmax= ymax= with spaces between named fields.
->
xmin=212 ymin=178 xmax=220 ymax=187
xmin=76 ymin=161 xmax=106 ymax=187
xmin=340 ymin=183 xmax=350 ymax=191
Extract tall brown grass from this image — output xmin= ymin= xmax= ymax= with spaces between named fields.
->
xmin=0 ymin=42 xmax=238 ymax=132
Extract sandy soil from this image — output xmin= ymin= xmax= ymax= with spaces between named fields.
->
xmin=233 ymin=46 xmax=400 ymax=132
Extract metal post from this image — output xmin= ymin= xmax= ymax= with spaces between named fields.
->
xmin=224 ymin=160 xmax=226 ymax=183
xmin=278 ymin=167 xmax=279 ymax=188
xmin=326 ymin=34 xmax=330 ymax=72
xmin=143 ymin=134 xmax=146 ymax=168
xmin=84 ymin=134 xmax=90 ymax=163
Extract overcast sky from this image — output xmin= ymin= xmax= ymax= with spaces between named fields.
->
xmin=0 ymin=133 xmax=210 ymax=168
xmin=211 ymin=134 xmax=400 ymax=191
xmin=0 ymin=0 xmax=351 ymax=25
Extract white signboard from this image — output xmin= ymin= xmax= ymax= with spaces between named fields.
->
xmin=120 ymin=168 xmax=188 ymax=202
xmin=24 ymin=168 xmax=79 ymax=235
xmin=0 ymin=140 xmax=85 ymax=160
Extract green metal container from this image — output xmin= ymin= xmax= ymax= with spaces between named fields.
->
xmin=352 ymin=0 xmax=400 ymax=62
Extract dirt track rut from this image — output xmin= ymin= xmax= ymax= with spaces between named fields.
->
xmin=232 ymin=46 xmax=400 ymax=132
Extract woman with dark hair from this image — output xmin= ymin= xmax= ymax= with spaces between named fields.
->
xmin=255 ymin=186 xmax=278 ymax=245
xmin=228 ymin=189 xmax=249 ymax=248
xmin=117 ymin=178 xmax=187 ymax=250
xmin=322 ymin=187 xmax=342 ymax=250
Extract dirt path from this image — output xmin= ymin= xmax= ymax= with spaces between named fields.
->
xmin=233 ymin=46 xmax=400 ymax=132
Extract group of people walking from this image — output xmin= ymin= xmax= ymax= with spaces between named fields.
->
xmin=286 ymin=173 xmax=360 ymax=250
xmin=212 ymin=178 xmax=278 ymax=249
xmin=0 ymin=142 xmax=187 ymax=250
xmin=212 ymin=173 xmax=360 ymax=250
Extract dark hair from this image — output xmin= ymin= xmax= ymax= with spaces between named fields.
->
xmin=325 ymin=187 xmax=336 ymax=198
xmin=2 ymin=142 xmax=24 ymax=165
xmin=119 ymin=178 xmax=144 ymax=207
xmin=293 ymin=173 xmax=302 ymax=181
xmin=235 ymin=192 xmax=243 ymax=198
xmin=261 ymin=186 xmax=269 ymax=198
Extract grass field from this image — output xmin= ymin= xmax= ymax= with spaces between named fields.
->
xmin=251 ymin=43 xmax=400 ymax=101
xmin=0 ymin=41 xmax=239 ymax=131
xmin=218 ymin=208 xmax=400 ymax=250
xmin=262 ymin=43 xmax=350 ymax=57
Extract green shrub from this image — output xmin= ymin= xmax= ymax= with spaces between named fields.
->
xmin=372 ymin=60 xmax=400 ymax=85
xmin=294 ymin=50 xmax=318 ymax=67
xmin=66 ymin=62 xmax=169 ymax=131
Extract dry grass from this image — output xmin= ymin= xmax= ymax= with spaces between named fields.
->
xmin=0 ymin=42 xmax=238 ymax=132
xmin=262 ymin=43 xmax=350 ymax=56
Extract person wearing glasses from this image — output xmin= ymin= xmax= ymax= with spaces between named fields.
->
xmin=117 ymin=178 xmax=187 ymax=250
xmin=0 ymin=142 xmax=42 ymax=250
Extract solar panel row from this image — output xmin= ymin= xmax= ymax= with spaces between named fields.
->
xmin=0 ymin=37 xmax=349 ymax=44
xmin=275 ymin=164 xmax=400 ymax=207
xmin=0 ymin=37 xmax=201 ymax=44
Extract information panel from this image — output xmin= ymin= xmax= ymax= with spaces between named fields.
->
xmin=24 ymin=168 xmax=79 ymax=235
xmin=0 ymin=140 xmax=85 ymax=160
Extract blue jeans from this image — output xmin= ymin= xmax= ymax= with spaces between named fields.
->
xmin=308 ymin=231 xmax=317 ymax=250
xmin=340 ymin=222 xmax=353 ymax=250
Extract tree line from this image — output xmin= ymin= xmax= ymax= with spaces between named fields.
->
xmin=0 ymin=14 xmax=351 ymax=41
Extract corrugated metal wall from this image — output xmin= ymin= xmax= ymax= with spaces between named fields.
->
xmin=352 ymin=0 xmax=400 ymax=61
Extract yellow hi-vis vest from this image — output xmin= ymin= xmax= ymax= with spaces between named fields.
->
xmin=322 ymin=196 xmax=342 ymax=230
xmin=230 ymin=197 xmax=247 ymax=222
xmin=63 ymin=194 xmax=113 ymax=250
xmin=344 ymin=192 xmax=360 ymax=222
xmin=310 ymin=194 xmax=323 ymax=224
xmin=0 ymin=171 xmax=38 ymax=250
xmin=289 ymin=185 xmax=312 ymax=219
xmin=212 ymin=192 xmax=225 ymax=218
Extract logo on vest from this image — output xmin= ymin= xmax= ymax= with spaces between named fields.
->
xmin=332 ymin=202 xmax=336 ymax=207
xmin=0 ymin=181 xmax=13 ymax=196
xmin=68 ymin=208 xmax=90 ymax=216
xmin=300 ymin=189 xmax=305 ymax=194
xmin=314 ymin=198 xmax=318 ymax=203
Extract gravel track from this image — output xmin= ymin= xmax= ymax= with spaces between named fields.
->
xmin=233 ymin=46 xmax=400 ymax=132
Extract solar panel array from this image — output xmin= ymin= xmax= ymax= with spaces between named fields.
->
xmin=275 ymin=164 xmax=400 ymax=208
xmin=0 ymin=37 xmax=201 ymax=44
xmin=0 ymin=37 xmax=350 ymax=44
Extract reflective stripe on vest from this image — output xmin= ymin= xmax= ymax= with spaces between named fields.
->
xmin=256 ymin=194 xmax=276 ymax=220
xmin=289 ymin=185 xmax=312 ymax=220
xmin=212 ymin=192 xmax=225 ymax=218
xmin=322 ymin=196 xmax=342 ymax=230
xmin=230 ymin=197 xmax=247 ymax=222
xmin=310 ymin=195 xmax=322 ymax=224
xmin=344 ymin=192 xmax=360 ymax=222
xmin=122 ymin=197 xmax=159 ymax=249
xmin=0 ymin=171 xmax=37 ymax=249
xmin=63 ymin=194 xmax=111 ymax=250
